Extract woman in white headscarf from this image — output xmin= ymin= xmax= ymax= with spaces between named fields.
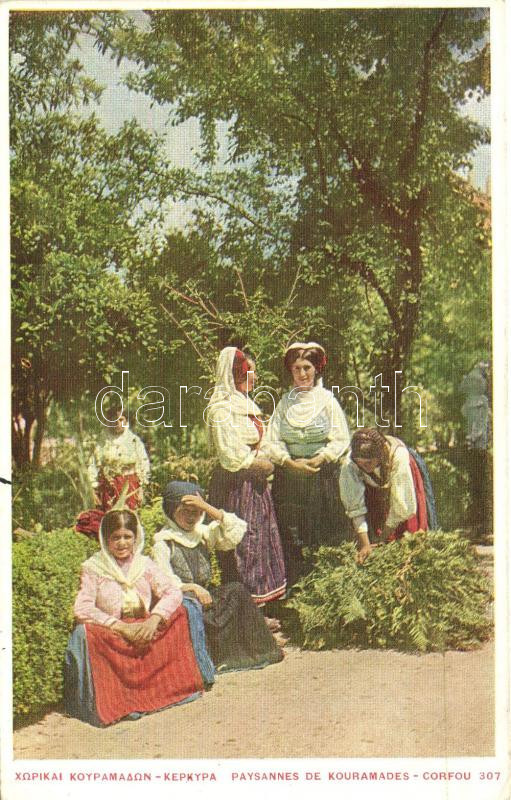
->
xmin=64 ymin=509 xmax=204 ymax=726
xmin=265 ymin=342 xmax=351 ymax=586
xmin=206 ymin=347 xmax=286 ymax=610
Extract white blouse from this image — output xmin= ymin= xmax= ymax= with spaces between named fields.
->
xmin=339 ymin=438 xmax=416 ymax=533
xmin=87 ymin=427 xmax=150 ymax=488
xmin=264 ymin=390 xmax=351 ymax=465
xmin=208 ymin=406 xmax=266 ymax=472
xmin=152 ymin=512 xmax=247 ymax=587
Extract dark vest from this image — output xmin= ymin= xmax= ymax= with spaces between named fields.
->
xmin=166 ymin=540 xmax=212 ymax=587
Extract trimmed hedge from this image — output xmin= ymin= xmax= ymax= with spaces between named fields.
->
xmin=13 ymin=529 xmax=98 ymax=717
xmin=286 ymin=532 xmax=493 ymax=652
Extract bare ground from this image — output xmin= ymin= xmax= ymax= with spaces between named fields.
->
xmin=13 ymin=640 xmax=494 ymax=760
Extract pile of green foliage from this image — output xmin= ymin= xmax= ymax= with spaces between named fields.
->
xmin=286 ymin=532 xmax=492 ymax=652
xmin=13 ymin=529 xmax=98 ymax=717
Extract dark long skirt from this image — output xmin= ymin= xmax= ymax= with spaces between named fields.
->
xmin=271 ymin=461 xmax=351 ymax=588
xmin=200 ymin=582 xmax=284 ymax=673
xmin=209 ymin=467 xmax=286 ymax=604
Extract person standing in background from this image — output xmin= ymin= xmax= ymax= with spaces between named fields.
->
xmin=88 ymin=407 xmax=150 ymax=512
xmin=459 ymin=361 xmax=492 ymax=538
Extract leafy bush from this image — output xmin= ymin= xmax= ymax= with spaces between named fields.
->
xmin=13 ymin=529 xmax=98 ymax=717
xmin=138 ymin=497 xmax=166 ymax=550
xmin=286 ymin=532 xmax=492 ymax=652
xmin=12 ymin=467 xmax=83 ymax=533
xmin=423 ymin=454 xmax=471 ymax=531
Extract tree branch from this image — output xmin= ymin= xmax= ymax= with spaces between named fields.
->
xmin=327 ymin=250 xmax=401 ymax=329
xmin=159 ymin=304 xmax=204 ymax=361
xmin=328 ymin=125 xmax=404 ymax=233
xmin=285 ymin=261 xmax=302 ymax=308
xmin=176 ymin=184 xmax=279 ymax=240
xmin=281 ymin=107 xmax=328 ymax=199
xmin=398 ymin=10 xmax=449 ymax=178
xmin=234 ymin=267 xmax=249 ymax=309
xmin=163 ymin=282 xmax=221 ymax=322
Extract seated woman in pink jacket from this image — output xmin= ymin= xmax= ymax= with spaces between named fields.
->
xmin=64 ymin=509 xmax=204 ymax=726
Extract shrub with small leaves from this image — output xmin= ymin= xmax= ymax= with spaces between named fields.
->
xmin=286 ymin=532 xmax=492 ymax=652
xmin=13 ymin=529 xmax=98 ymax=718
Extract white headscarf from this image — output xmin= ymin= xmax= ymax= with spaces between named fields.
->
xmin=207 ymin=346 xmax=262 ymax=418
xmin=83 ymin=510 xmax=150 ymax=616
xmin=153 ymin=515 xmax=206 ymax=550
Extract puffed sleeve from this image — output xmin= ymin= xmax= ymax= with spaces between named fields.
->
xmin=317 ymin=394 xmax=351 ymax=463
xmin=145 ymin=560 xmax=183 ymax=620
xmin=340 ymin=460 xmax=368 ymax=524
xmin=386 ymin=447 xmax=417 ymax=530
xmin=262 ymin=401 xmax=291 ymax=464
xmin=208 ymin=405 xmax=257 ymax=472
xmin=151 ymin=540 xmax=183 ymax=588
xmin=73 ymin=568 xmax=117 ymax=628
xmin=201 ymin=512 xmax=247 ymax=551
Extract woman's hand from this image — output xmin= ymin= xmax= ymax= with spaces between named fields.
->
xmin=250 ymin=457 xmax=274 ymax=477
xmin=132 ymin=614 xmax=162 ymax=643
xmin=304 ymin=454 xmax=326 ymax=470
xmin=183 ymin=583 xmax=213 ymax=607
xmin=112 ymin=615 xmax=162 ymax=646
xmin=356 ymin=543 xmax=372 ymax=565
xmin=111 ymin=620 xmax=142 ymax=645
xmin=180 ymin=493 xmax=224 ymax=522
xmin=286 ymin=458 xmax=320 ymax=475
xmin=355 ymin=530 xmax=372 ymax=565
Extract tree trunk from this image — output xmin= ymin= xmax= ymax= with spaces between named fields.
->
xmin=31 ymin=396 xmax=49 ymax=467
xmin=12 ymin=411 xmax=35 ymax=468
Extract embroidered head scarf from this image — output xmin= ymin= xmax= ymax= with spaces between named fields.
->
xmin=82 ymin=509 xmax=150 ymax=616
xmin=232 ymin=348 xmax=250 ymax=387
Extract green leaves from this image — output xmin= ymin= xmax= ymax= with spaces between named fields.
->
xmin=108 ymin=8 xmax=489 ymax=426
xmin=13 ymin=528 xmax=98 ymax=716
xmin=11 ymin=14 xmax=178 ymax=463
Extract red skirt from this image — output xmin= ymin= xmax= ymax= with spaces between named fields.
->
xmin=98 ymin=473 xmax=141 ymax=511
xmin=85 ymin=606 xmax=204 ymax=725
xmin=366 ymin=453 xmax=428 ymax=541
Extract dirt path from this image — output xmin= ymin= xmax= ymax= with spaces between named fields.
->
xmin=13 ymin=641 xmax=494 ymax=760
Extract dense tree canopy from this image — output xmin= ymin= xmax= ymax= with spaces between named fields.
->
xmin=112 ymin=8 xmax=490 ymax=428
xmin=11 ymin=8 xmax=491 ymax=462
